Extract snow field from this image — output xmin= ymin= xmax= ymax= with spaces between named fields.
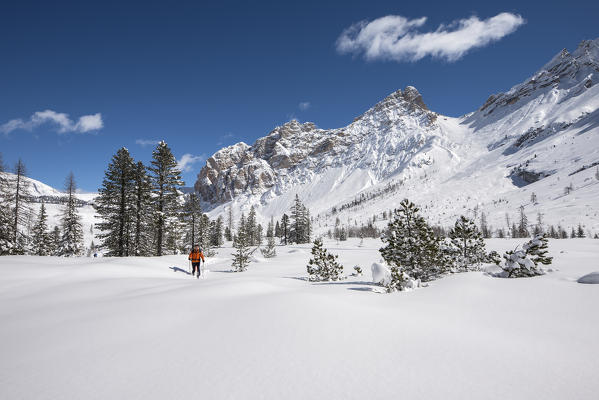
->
xmin=1 ymin=238 xmax=598 ymax=399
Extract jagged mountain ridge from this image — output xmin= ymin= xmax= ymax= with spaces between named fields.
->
xmin=195 ymin=86 xmax=440 ymax=204
xmin=197 ymin=39 xmax=599 ymax=234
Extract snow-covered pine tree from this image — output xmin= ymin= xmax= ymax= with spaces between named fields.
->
xmin=480 ymin=211 xmax=491 ymax=238
xmin=225 ymin=206 xmax=233 ymax=241
xmin=148 ymin=141 xmax=184 ymax=256
xmin=210 ymin=216 xmax=224 ymax=247
xmin=577 ymin=223 xmax=585 ymax=238
xmin=50 ymin=226 xmax=60 ymax=255
xmin=31 ymin=201 xmax=53 ymax=256
xmin=290 ymin=195 xmax=311 ymax=244
xmin=517 ymin=205 xmax=529 ymax=238
xmin=274 ymin=220 xmax=281 ymax=239
xmin=197 ymin=213 xmax=215 ymax=256
xmin=280 ymin=213 xmax=290 ymax=245
xmin=57 ymin=173 xmax=84 ymax=257
xmin=0 ymin=156 xmax=15 ymax=255
xmin=448 ymin=216 xmax=486 ymax=271
xmin=307 ymin=237 xmax=343 ymax=281
xmin=246 ymin=205 xmax=258 ymax=246
xmin=261 ymin=217 xmax=276 ymax=258
xmin=131 ymin=161 xmax=153 ymax=256
xmin=5 ymin=159 xmax=32 ymax=254
xmin=501 ymin=234 xmax=552 ymax=277
xmin=95 ymin=147 xmax=135 ymax=256
xmin=379 ymin=199 xmax=443 ymax=282
xmin=232 ymin=213 xmax=250 ymax=272
xmin=181 ymin=192 xmax=202 ymax=248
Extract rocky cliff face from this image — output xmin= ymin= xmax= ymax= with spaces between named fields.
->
xmin=195 ymin=86 xmax=438 ymax=204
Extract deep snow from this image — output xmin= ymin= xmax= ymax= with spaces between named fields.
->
xmin=1 ymin=238 xmax=598 ymax=399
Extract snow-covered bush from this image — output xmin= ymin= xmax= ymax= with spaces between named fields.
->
xmin=307 ymin=238 xmax=343 ymax=281
xmin=371 ymin=262 xmax=420 ymax=292
xmin=485 ymin=250 xmax=501 ymax=265
xmin=352 ymin=265 xmax=363 ymax=276
xmin=501 ymin=234 xmax=552 ymax=277
xmin=380 ymin=199 xmax=444 ymax=282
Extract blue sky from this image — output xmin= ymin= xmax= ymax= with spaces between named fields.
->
xmin=1 ymin=0 xmax=597 ymax=192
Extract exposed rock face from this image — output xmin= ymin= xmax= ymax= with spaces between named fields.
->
xmin=195 ymin=87 xmax=438 ymax=204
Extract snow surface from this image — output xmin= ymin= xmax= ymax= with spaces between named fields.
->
xmin=1 ymin=238 xmax=598 ymax=399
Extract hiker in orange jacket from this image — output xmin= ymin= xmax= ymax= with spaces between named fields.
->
xmin=188 ymin=244 xmax=205 ymax=278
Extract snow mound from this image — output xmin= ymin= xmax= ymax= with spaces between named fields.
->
xmin=577 ymin=271 xmax=599 ymax=284
xmin=371 ymin=262 xmax=390 ymax=285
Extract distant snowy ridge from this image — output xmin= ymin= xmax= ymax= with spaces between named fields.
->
xmin=196 ymin=38 xmax=599 ymax=235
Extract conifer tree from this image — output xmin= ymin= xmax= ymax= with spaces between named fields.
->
xmin=501 ymin=234 xmax=552 ymax=277
xmin=148 ymin=141 xmax=183 ymax=256
xmin=0 ymin=156 xmax=15 ymax=255
xmin=131 ymin=161 xmax=153 ymax=256
xmin=274 ymin=221 xmax=281 ymax=238
xmin=307 ymin=238 xmax=343 ymax=281
xmin=4 ymin=159 xmax=32 ymax=254
xmin=280 ymin=213 xmax=290 ymax=245
xmin=95 ymin=147 xmax=135 ymax=256
xmin=246 ymin=205 xmax=258 ymax=246
xmin=576 ymin=223 xmax=585 ymax=238
xmin=50 ymin=226 xmax=60 ymax=255
xmin=261 ymin=217 xmax=276 ymax=258
xmin=518 ymin=205 xmax=529 ymax=238
xmin=448 ymin=216 xmax=486 ymax=270
xmin=57 ymin=173 xmax=84 ymax=256
xmin=232 ymin=213 xmax=250 ymax=271
xmin=225 ymin=206 xmax=234 ymax=241
xmin=31 ymin=202 xmax=53 ymax=256
xmin=211 ymin=216 xmax=224 ymax=247
xmin=380 ymin=199 xmax=443 ymax=282
xmin=181 ymin=192 xmax=202 ymax=248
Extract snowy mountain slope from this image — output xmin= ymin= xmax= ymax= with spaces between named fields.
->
xmin=197 ymin=39 xmax=599 ymax=236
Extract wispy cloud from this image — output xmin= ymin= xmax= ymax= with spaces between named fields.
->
xmin=299 ymin=101 xmax=311 ymax=111
xmin=216 ymin=133 xmax=235 ymax=146
xmin=135 ymin=139 xmax=162 ymax=147
xmin=177 ymin=153 xmax=206 ymax=172
xmin=1 ymin=110 xmax=103 ymax=135
xmin=336 ymin=12 xmax=525 ymax=62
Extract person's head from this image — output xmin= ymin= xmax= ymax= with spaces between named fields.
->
xmin=194 ymin=244 xmax=199 ymax=251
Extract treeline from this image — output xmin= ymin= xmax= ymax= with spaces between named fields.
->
xmin=94 ymin=143 xmax=224 ymax=257
xmin=0 ymin=153 xmax=85 ymax=256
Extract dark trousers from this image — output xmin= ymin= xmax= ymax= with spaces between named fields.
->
xmin=192 ymin=262 xmax=201 ymax=276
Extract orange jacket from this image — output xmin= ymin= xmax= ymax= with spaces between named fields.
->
xmin=188 ymin=249 xmax=205 ymax=263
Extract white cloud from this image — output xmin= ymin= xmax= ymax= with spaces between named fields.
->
xmin=135 ymin=139 xmax=161 ymax=147
xmin=0 ymin=110 xmax=104 ymax=134
xmin=336 ymin=12 xmax=525 ymax=62
xmin=177 ymin=153 xmax=206 ymax=172
xmin=299 ymin=101 xmax=311 ymax=111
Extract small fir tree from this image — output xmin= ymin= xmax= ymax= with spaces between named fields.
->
xmin=232 ymin=213 xmax=250 ymax=272
xmin=448 ymin=216 xmax=486 ymax=271
xmin=57 ymin=173 xmax=84 ymax=256
xmin=261 ymin=217 xmax=276 ymax=258
xmin=379 ymin=199 xmax=443 ymax=282
xmin=306 ymin=238 xmax=343 ymax=281
xmin=31 ymin=202 xmax=53 ymax=256
xmin=501 ymin=234 xmax=552 ymax=277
